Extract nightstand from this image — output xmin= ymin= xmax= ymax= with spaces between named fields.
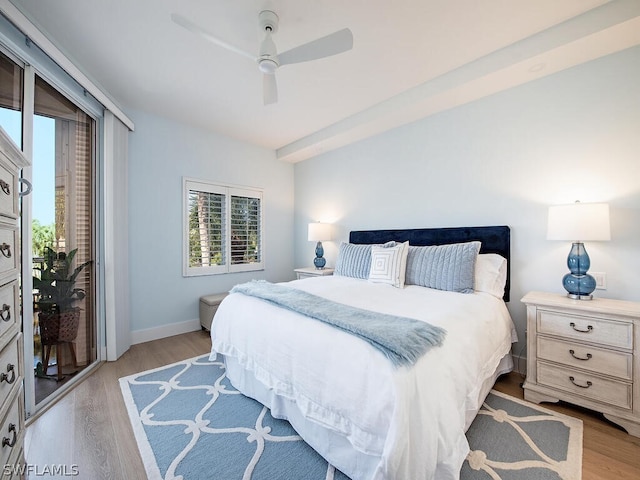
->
xmin=294 ymin=267 xmax=334 ymax=280
xmin=522 ymin=291 xmax=640 ymax=437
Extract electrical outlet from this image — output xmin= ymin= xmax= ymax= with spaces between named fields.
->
xmin=592 ymin=272 xmax=607 ymax=290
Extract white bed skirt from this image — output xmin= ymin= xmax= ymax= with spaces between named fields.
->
xmin=220 ymin=351 xmax=514 ymax=479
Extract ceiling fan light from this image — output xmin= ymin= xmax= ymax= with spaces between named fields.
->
xmin=258 ymin=58 xmax=278 ymax=74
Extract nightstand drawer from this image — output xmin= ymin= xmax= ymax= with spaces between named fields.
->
xmin=538 ymin=310 xmax=632 ymax=349
xmin=294 ymin=267 xmax=334 ymax=280
xmin=537 ymin=337 xmax=632 ymax=380
xmin=537 ymin=361 xmax=632 ymax=410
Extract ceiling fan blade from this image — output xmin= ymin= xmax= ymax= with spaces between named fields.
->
xmin=263 ymin=73 xmax=278 ymax=105
xmin=171 ymin=13 xmax=256 ymax=61
xmin=279 ymin=28 xmax=353 ymax=66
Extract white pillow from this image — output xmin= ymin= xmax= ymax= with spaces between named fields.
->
xmin=474 ymin=253 xmax=507 ymax=298
xmin=368 ymin=241 xmax=409 ymax=288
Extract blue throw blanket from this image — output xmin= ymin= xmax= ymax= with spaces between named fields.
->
xmin=230 ymin=281 xmax=446 ymax=367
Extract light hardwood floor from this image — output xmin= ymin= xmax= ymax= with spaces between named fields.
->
xmin=24 ymin=330 xmax=212 ymax=479
xmin=25 ymin=331 xmax=640 ymax=479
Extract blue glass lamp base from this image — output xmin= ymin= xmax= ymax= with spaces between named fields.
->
xmin=562 ymin=242 xmax=596 ymax=300
xmin=313 ymin=241 xmax=326 ymax=270
xmin=562 ymin=273 xmax=596 ymax=300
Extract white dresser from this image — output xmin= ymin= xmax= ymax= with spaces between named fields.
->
xmin=0 ymin=127 xmax=28 ymax=477
xmin=522 ymin=291 xmax=640 ymax=437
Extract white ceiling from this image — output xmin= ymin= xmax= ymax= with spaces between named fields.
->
xmin=7 ymin=0 xmax=640 ymax=162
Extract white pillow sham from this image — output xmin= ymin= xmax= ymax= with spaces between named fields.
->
xmin=474 ymin=253 xmax=507 ymax=298
xmin=368 ymin=241 xmax=409 ymax=288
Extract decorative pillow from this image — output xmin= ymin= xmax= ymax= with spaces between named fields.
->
xmin=334 ymin=242 xmax=396 ymax=279
xmin=475 ymin=253 xmax=508 ymax=298
xmin=405 ymin=241 xmax=481 ymax=293
xmin=368 ymin=241 xmax=409 ymax=288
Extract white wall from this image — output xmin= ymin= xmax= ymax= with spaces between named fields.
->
xmin=293 ymin=46 xmax=640 ymax=360
xmin=128 ymin=110 xmax=294 ymax=342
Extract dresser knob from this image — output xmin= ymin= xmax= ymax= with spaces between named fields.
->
xmin=569 ymin=322 xmax=593 ymax=333
xmin=1 ymin=423 xmax=16 ymax=448
xmin=569 ymin=376 xmax=592 ymax=389
xmin=569 ymin=349 xmax=592 ymax=361
xmin=0 ymin=304 xmax=10 ymax=322
xmin=0 ymin=179 xmax=9 ymax=196
xmin=0 ymin=244 xmax=10 ymax=258
xmin=0 ymin=364 xmax=15 ymax=384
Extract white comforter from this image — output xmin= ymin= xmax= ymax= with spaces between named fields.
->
xmin=209 ymin=276 xmax=516 ymax=480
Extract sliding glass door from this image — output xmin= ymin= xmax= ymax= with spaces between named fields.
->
xmin=31 ymin=74 xmax=96 ymax=402
xmin=0 ymin=49 xmax=98 ymax=413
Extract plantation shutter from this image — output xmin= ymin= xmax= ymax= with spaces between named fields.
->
xmin=189 ymin=186 xmax=226 ymax=269
xmin=229 ymin=188 xmax=262 ymax=272
xmin=184 ymin=180 xmax=263 ymax=276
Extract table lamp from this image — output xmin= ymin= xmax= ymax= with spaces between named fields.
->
xmin=308 ymin=222 xmax=331 ymax=269
xmin=547 ymin=201 xmax=610 ymax=300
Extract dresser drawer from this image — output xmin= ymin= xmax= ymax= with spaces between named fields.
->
xmin=0 ymin=394 xmax=23 ymax=471
xmin=0 ymin=281 xmax=18 ymax=351
xmin=0 ymin=160 xmax=17 ymax=222
xmin=0 ymin=336 xmax=21 ymax=408
xmin=0 ymin=228 xmax=17 ymax=284
xmin=537 ymin=336 xmax=632 ymax=380
xmin=537 ymin=310 xmax=632 ymax=349
xmin=537 ymin=361 xmax=632 ymax=409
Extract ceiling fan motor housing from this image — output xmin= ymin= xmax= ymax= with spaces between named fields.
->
xmin=258 ymin=18 xmax=279 ymax=73
xmin=259 ymin=10 xmax=279 ymax=33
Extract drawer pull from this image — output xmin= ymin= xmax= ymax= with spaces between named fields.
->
xmin=0 ymin=364 xmax=15 ymax=384
xmin=0 ymin=179 xmax=9 ymax=196
xmin=0 ymin=243 xmax=10 ymax=258
xmin=569 ymin=349 xmax=592 ymax=361
xmin=0 ymin=304 xmax=10 ymax=322
xmin=569 ymin=376 xmax=592 ymax=389
xmin=569 ymin=322 xmax=593 ymax=333
xmin=1 ymin=423 xmax=16 ymax=448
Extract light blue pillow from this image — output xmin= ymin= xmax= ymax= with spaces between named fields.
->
xmin=405 ymin=241 xmax=481 ymax=293
xmin=334 ymin=242 xmax=395 ymax=279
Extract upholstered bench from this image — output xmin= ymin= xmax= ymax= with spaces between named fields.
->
xmin=199 ymin=293 xmax=228 ymax=331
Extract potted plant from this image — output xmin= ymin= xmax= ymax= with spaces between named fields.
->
xmin=33 ymin=247 xmax=92 ymax=345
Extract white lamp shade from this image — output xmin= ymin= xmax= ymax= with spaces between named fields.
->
xmin=308 ymin=222 xmax=332 ymax=242
xmin=547 ymin=202 xmax=611 ymax=241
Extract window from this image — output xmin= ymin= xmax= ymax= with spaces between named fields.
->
xmin=184 ymin=178 xmax=263 ymax=276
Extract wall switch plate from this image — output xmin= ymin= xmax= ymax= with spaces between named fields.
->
xmin=592 ymin=271 xmax=607 ymax=290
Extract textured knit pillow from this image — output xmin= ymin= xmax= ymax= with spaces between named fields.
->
xmin=334 ymin=242 xmax=395 ymax=279
xmin=368 ymin=241 xmax=409 ymax=288
xmin=405 ymin=241 xmax=481 ymax=293
xmin=334 ymin=243 xmax=373 ymax=279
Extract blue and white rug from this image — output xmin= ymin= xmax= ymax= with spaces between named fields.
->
xmin=119 ymin=354 xmax=583 ymax=480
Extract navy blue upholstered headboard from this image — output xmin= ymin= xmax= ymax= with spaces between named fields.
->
xmin=349 ymin=225 xmax=511 ymax=302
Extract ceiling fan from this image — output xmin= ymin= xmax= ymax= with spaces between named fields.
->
xmin=171 ymin=10 xmax=353 ymax=105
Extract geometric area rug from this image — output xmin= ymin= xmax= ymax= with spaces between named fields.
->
xmin=461 ymin=389 xmax=583 ymax=480
xmin=119 ymin=354 xmax=583 ymax=480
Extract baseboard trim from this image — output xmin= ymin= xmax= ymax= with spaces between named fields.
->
xmin=512 ymin=352 xmax=527 ymax=377
xmin=131 ymin=318 xmax=201 ymax=345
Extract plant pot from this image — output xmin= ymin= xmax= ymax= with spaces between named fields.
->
xmin=39 ymin=309 xmax=80 ymax=344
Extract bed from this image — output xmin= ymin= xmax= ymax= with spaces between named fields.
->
xmin=209 ymin=226 xmax=517 ymax=480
